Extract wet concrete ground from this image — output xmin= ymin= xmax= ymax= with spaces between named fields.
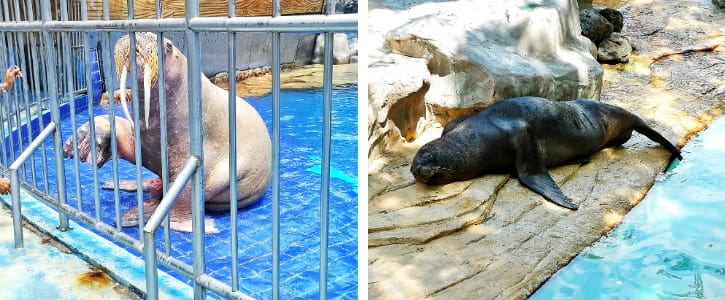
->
xmin=0 ymin=204 xmax=138 ymax=300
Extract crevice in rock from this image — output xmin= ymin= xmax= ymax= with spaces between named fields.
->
xmin=426 ymin=267 xmax=487 ymax=298
xmin=388 ymin=80 xmax=431 ymax=142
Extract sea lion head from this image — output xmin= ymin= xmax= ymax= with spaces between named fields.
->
xmin=410 ymin=139 xmax=462 ymax=185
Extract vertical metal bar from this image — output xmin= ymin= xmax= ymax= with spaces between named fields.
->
xmin=26 ymin=8 xmax=50 ymax=194
xmin=320 ymin=1 xmax=336 ymax=298
xmin=10 ymin=168 xmax=23 ymax=248
xmin=319 ymin=32 xmax=333 ymax=300
xmin=126 ymin=0 xmax=146 ymax=237
xmin=17 ymin=31 xmax=37 ymax=189
xmin=41 ymin=0 xmax=70 ymax=231
xmin=10 ymin=32 xmax=27 ymax=189
xmin=155 ymin=0 xmax=172 ymax=258
xmin=186 ymin=0 xmax=206 ymax=298
xmin=227 ymin=0 xmax=239 ymax=292
xmin=25 ymin=0 xmax=50 ymax=194
xmin=79 ymin=0 xmax=102 ymax=220
xmin=0 ymin=32 xmax=7 ymax=168
xmin=143 ymin=229 xmax=159 ymax=300
xmin=11 ymin=0 xmax=35 ymax=187
xmin=60 ymin=0 xmax=84 ymax=212
xmin=271 ymin=1 xmax=282 ymax=299
xmin=2 ymin=29 xmax=19 ymax=167
xmin=99 ymin=0 xmax=123 ymax=232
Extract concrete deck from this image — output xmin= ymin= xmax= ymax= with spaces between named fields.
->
xmin=0 ymin=204 xmax=138 ymax=299
xmin=0 ymin=189 xmax=193 ymax=300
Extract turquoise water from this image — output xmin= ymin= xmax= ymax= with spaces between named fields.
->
xmin=532 ymin=116 xmax=725 ymax=299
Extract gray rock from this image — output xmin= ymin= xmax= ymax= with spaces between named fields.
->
xmin=335 ymin=0 xmax=357 ymax=14
xmin=294 ymin=34 xmax=317 ymax=65
xmin=380 ymin=0 xmax=602 ymax=127
xmin=311 ymin=33 xmax=350 ymax=64
xmin=368 ymin=54 xmax=431 ymax=158
xmin=597 ymin=32 xmax=632 ymax=63
xmin=598 ymin=8 xmax=624 ymax=32
xmin=580 ymin=8 xmax=614 ymax=43
xmin=714 ymin=0 xmax=725 ymax=9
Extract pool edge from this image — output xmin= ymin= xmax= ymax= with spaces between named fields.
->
xmin=0 ymin=190 xmax=194 ymax=299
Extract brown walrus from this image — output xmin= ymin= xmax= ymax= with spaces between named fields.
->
xmin=63 ymin=32 xmax=272 ymax=233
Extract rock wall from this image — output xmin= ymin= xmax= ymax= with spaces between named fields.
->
xmin=368 ymin=0 xmax=603 ymax=162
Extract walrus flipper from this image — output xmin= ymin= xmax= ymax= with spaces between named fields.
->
xmin=121 ymin=200 xmax=220 ymax=234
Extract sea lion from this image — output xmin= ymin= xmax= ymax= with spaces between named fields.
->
xmin=411 ymin=96 xmax=682 ymax=210
xmin=63 ymin=32 xmax=272 ymax=233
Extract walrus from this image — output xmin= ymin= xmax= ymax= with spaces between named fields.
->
xmin=411 ymin=96 xmax=683 ymax=210
xmin=63 ymin=32 xmax=272 ymax=233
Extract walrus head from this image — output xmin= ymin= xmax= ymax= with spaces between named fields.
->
xmin=114 ymin=32 xmax=164 ymax=129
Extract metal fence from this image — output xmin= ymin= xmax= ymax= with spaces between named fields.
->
xmin=0 ymin=0 xmax=356 ymax=299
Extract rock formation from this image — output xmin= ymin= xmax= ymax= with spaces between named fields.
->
xmin=369 ymin=0 xmax=603 ymax=161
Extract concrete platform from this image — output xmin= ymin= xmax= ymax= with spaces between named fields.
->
xmin=0 ymin=204 xmax=138 ymax=299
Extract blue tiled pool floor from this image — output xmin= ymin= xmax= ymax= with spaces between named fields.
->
xmin=532 ymin=115 xmax=725 ymax=299
xmin=11 ymin=87 xmax=358 ymax=299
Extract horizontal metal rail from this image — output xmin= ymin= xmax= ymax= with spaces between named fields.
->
xmin=196 ymin=274 xmax=255 ymax=300
xmin=0 ymin=14 xmax=357 ymax=33
xmin=8 ymin=122 xmax=57 ymax=248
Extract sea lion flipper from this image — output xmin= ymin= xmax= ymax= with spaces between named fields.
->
xmin=517 ymin=172 xmax=579 ymax=210
xmin=513 ymin=136 xmax=579 ymax=210
xmin=633 ymin=119 xmax=683 ymax=160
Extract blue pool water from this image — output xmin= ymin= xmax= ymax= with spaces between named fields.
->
xmin=532 ymin=116 xmax=725 ymax=299
xmin=12 ymin=87 xmax=358 ymax=299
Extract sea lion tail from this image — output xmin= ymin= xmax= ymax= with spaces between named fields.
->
xmin=633 ymin=119 xmax=683 ymax=161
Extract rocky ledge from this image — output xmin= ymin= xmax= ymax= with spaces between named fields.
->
xmin=368 ymin=0 xmax=725 ymax=298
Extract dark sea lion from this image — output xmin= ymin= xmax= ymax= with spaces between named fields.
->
xmin=63 ymin=32 xmax=272 ymax=233
xmin=411 ymin=96 xmax=683 ymax=210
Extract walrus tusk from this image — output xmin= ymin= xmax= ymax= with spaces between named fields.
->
xmin=119 ymin=67 xmax=134 ymax=128
xmin=143 ymin=63 xmax=151 ymax=129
